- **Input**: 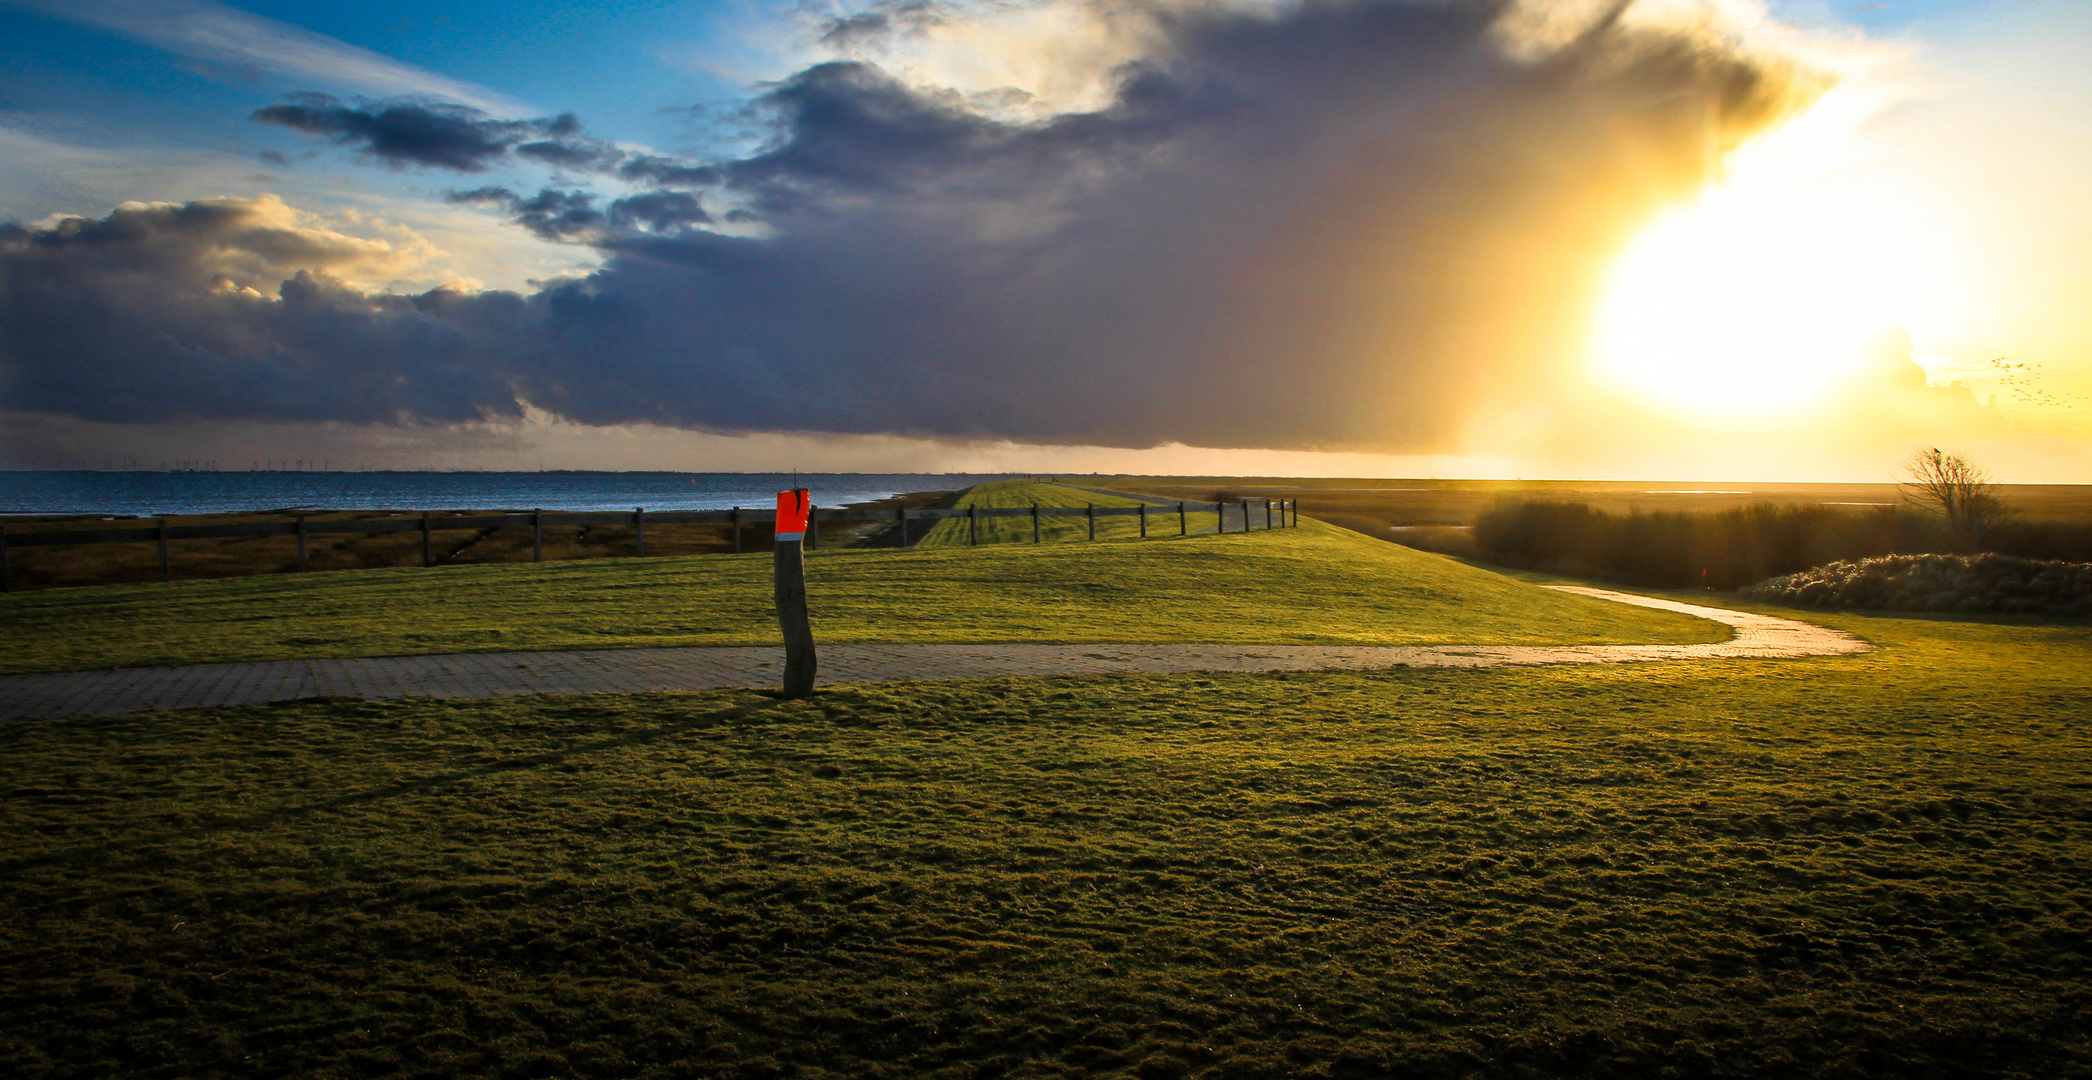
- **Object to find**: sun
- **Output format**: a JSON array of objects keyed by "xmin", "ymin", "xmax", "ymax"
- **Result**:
[{"xmin": 1590, "ymin": 86, "xmax": 1948, "ymax": 417}]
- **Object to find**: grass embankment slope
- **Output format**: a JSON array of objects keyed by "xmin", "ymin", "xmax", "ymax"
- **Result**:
[
  {"xmin": 0, "ymin": 516, "xmax": 1720, "ymax": 674},
  {"xmin": 915, "ymin": 480, "xmax": 1219, "ymax": 546},
  {"xmin": 3, "ymin": 602, "xmax": 2085, "ymax": 1077}
]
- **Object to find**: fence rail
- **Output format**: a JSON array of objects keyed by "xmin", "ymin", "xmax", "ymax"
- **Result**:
[{"xmin": 0, "ymin": 499, "xmax": 1298, "ymax": 589}]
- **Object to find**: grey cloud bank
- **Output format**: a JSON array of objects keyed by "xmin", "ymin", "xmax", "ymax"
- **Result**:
[{"xmin": 2, "ymin": 0, "xmax": 1817, "ymax": 452}]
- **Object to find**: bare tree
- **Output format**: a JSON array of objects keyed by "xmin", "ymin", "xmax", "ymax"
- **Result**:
[{"xmin": 1903, "ymin": 447, "xmax": 2005, "ymax": 541}]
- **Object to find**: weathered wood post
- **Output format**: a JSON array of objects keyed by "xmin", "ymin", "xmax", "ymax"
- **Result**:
[
  {"xmin": 157, "ymin": 518, "xmax": 170, "ymax": 582},
  {"xmin": 295, "ymin": 515, "xmax": 308, "ymax": 572},
  {"xmin": 732, "ymin": 507, "xmax": 743, "ymax": 554},
  {"xmin": 774, "ymin": 489, "xmax": 817, "ymax": 699},
  {"xmin": 1242, "ymin": 499, "xmax": 1252, "ymax": 532},
  {"xmin": 1215, "ymin": 501, "xmax": 1225, "ymax": 534},
  {"xmin": 1087, "ymin": 503, "xmax": 1096, "ymax": 540},
  {"xmin": 969, "ymin": 505, "xmax": 978, "ymax": 546},
  {"xmin": 1179, "ymin": 501, "xmax": 1187, "ymax": 536},
  {"xmin": 635, "ymin": 507, "xmax": 645, "ymax": 557},
  {"xmin": 1032, "ymin": 504, "xmax": 1041, "ymax": 543},
  {"xmin": 420, "ymin": 511, "xmax": 432, "ymax": 567},
  {"xmin": 807, "ymin": 504, "xmax": 819, "ymax": 551},
  {"xmin": 1265, "ymin": 500, "xmax": 1273, "ymax": 530},
  {"xmin": 1139, "ymin": 504, "xmax": 1147, "ymax": 538},
  {"xmin": 532, "ymin": 508, "xmax": 544, "ymax": 562}
]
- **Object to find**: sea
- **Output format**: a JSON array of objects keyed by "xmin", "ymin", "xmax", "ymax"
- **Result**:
[{"xmin": 0, "ymin": 472, "xmax": 1020, "ymax": 517}]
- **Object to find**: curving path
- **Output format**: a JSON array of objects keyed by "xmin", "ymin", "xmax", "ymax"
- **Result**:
[{"xmin": 0, "ymin": 587, "xmax": 1869, "ymax": 722}]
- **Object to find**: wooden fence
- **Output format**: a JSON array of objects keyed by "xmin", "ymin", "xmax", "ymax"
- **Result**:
[{"xmin": 0, "ymin": 499, "xmax": 1299, "ymax": 590}]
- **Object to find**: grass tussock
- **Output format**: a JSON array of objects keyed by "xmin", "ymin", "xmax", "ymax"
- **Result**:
[
  {"xmin": 1, "ymin": 606, "xmax": 2086, "ymax": 1077},
  {"xmin": 0, "ymin": 519, "xmax": 1722, "ymax": 675},
  {"xmin": 1744, "ymin": 553, "xmax": 2092, "ymax": 615}
]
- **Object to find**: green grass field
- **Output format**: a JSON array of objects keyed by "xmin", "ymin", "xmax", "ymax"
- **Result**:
[
  {"xmin": 0, "ymin": 518, "xmax": 1722, "ymax": 675},
  {"xmin": 916, "ymin": 481, "xmax": 1216, "ymax": 546},
  {"xmin": 3, "ymin": 600, "xmax": 2086, "ymax": 1077}
]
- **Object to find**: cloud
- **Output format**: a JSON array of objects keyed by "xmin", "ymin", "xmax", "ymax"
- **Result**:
[
  {"xmin": 0, "ymin": 195, "xmax": 515, "ymax": 424},
  {"xmin": 5, "ymin": 0, "xmax": 526, "ymax": 115},
  {"xmin": 7, "ymin": 0, "xmax": 1831, "ymax": 452},
  {"xmin": 252, "ymin": 94, "xmax": 723, "ymax": 189},
  {"xmin": 252, "ymin": 94, "xmax": 584, "ymax": 172}
]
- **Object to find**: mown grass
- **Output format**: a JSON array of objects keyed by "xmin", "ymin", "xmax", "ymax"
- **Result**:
[
  {"xmin": 916, "ymin": 481, "xmax": 1218, "ymax": 547},
  {"xmin": 0, "ymin": 520, "xmax": 1721, "ymax": 675},
  {"xmin": 2, "ymin": 604, "xmax": 2086, "ymax": 1078}
]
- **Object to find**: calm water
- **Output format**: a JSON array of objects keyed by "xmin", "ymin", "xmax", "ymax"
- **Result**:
[{"xmin": 0, "ymin": 472, "xmax": 1016, "ymax": 517}]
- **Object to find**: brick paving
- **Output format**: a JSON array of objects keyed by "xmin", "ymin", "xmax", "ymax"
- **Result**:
[{"xmin": 0, "ymin": 588, "xmax": 1868, "ymax": 722}]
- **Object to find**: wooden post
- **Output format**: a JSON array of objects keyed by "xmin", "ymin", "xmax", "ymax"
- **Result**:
[
  {"xmin": 157, "ymin": 519, "xmax": 170, "ymax": 582},
  {"xmin": 1179, "ymin": 501, "xmax": 1187, "ymax": 536},
  {"xmin": 898, "ymin": 506, "xmax": 908, "ymax": 547},
  {"xmin": 1292, "ymin": 500, "xmax": 1300, "ymax": 527},
  {"xmin": 1087, "ymin": 503, "xmax": 1095, "ymax": 540},
  {"xmin": 421, "ymin": 511, "xmax": 433, "ymax": 567},
  {"xmin": 0, "ymin": 525, "xmax": 9, "ymax": 592},
  {"xmin": 1242, "ymin": 499, "xmax": 1252, "ymax": 532},
  {"xmin": 774, "ymin": 489, "xmax": 817, "ymax": 699},
  {"xmin": 295, "ymin": 515, "xmax": 307, "ymax": 572},
  {"xmin": 1265, "ymin": 500, "xmax": 1273, "ymax": 530},
  {"xmin": 969, "ymin": 505, "xmax": 978, "ymax": 546},
  {"xmin": 634, "ymin": 507, "xmax": 645, "ymax": 557},
  {"xmin": 807, "ymin": 505, "xmax": 818, "ymax": 551},
  {"xmin": 732, "ymin": 507, "xmax": 743, "ymax": 554},
  {"xmin": 1215, "ymin": 501, "xmax": 1225, "ymax": 534},
  {"xmin": 1032, "ymin": 504, "xmax": 1040, "ymax": 543},
  {"xmin": 532, "ymin": 508, "xmax": 543, "ymax": 562},
  {"xmin": 1139, "ymin": 504, "xmax": 1147, "ymax": 537}
]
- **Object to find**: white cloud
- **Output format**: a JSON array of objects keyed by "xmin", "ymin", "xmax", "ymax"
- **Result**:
[{"xmin": 4, "ymin": 0, "xmax": 528, "ymax": 114}]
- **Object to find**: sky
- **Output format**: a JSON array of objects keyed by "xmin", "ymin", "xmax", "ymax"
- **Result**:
[{"xmin": 0, "ymin": 0, "xmax": 2087, "ymax": 482}]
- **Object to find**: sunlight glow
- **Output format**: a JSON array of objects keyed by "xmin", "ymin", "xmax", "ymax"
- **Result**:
[{"xmin": 1592, "ymin": 84, "xmax": 1953, "ymax": 416}]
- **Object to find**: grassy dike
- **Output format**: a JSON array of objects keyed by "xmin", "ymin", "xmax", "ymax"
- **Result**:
[
  {"xmin": 0, "ymin": 517, "xmax": 1721, "ymax": 675},
  {"xmin": 1, "ymin": 601, "xmax": 2086, "ymax": 1077},
  {"xmin": 916, "ymin": 480, "xmax": 1216, "ymax": 546}
]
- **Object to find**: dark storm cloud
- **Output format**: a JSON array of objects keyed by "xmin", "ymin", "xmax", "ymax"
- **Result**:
[
  {"xmin": 0, "ymin": 197, "xmax": 526, "ymax": 425},
  {"xmin": 10, "ymin": 0, "xmax": 1824, "ymax": 449}
]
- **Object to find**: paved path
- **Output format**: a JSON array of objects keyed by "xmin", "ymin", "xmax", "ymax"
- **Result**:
[{"xmin": 0, "ymin": 588, "xmax": 1868, "ymax": 722}]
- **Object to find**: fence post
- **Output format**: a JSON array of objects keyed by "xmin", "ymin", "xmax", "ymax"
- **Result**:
[
  {"xmin": 1179, "ymin": 501, "xmax": 1187, "ymax": 536},
  {"xmin": 732, "ymin": 507, "xmax": 743, "ymax": 554},
  {"xmin": 1215, "ymin": 501, "xmax": 1225, "ymax": 534},
  {"xmin": 1139, "ymin": 504, "xmax": 1147, "ymax": 537},
  {"xmin": 1243, "ymin": 499, "xmax": 1252, "ymax": 532},
  {"xmin": 1087, "ymin": 503, "xmax": 1096, "ymax": 540},
  {"xmin": 295, "ymin": 515, "xmax": 307, "ymax": 572},
  {"xmin": 532, "ymin": 508, "xmax": 543, "ymax": 562},
  {"xmin": 635, "ymin": 507, "xmax": 645, "ymax": 557},
  {"xmin": 1265, "ymin": 500, "xmax": 1273, "ymax": 530},
  {"xmin": 1292, "ymin": 499, "xmax": 1300, "ymax": 527},
  {"xmin": 774, "ymin": 489, "xmax": 817, "ymax": 699},
  {"xmin": 157, "ymin": 519, "xmax": 170, "ymax": 582},
  {"xmin": 421, "ymin": 511, "xmax": 432, "ymax": 567},
  {"xmin": 807, "ymin": 505, "xmax": 818, "ymax": 551},
  {"xmin": 969, "ymin": 505, "xmax": 978, "ymax": 546},
  {"xmin": 0, "ymin": 525, "xmax": 9, "ymax": 592},
  {"xmin": 1032, "ymin": 503, "xmax": 1040, "ymax": 543}
]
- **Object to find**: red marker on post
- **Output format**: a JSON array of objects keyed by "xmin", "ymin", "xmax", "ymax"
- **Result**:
[{"xmin": 774, "ymin": 489, "xmax": 817, "ymax": 698}]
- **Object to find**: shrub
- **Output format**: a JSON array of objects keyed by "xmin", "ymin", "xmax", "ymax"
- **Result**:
[
  {"xmin": 1743, "ymin": 553, "xmax": 2092, "ymax": 616},
  {"xmin": 1473, "ymin": 497, "xmax": 2092, "ymax": 591}
]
